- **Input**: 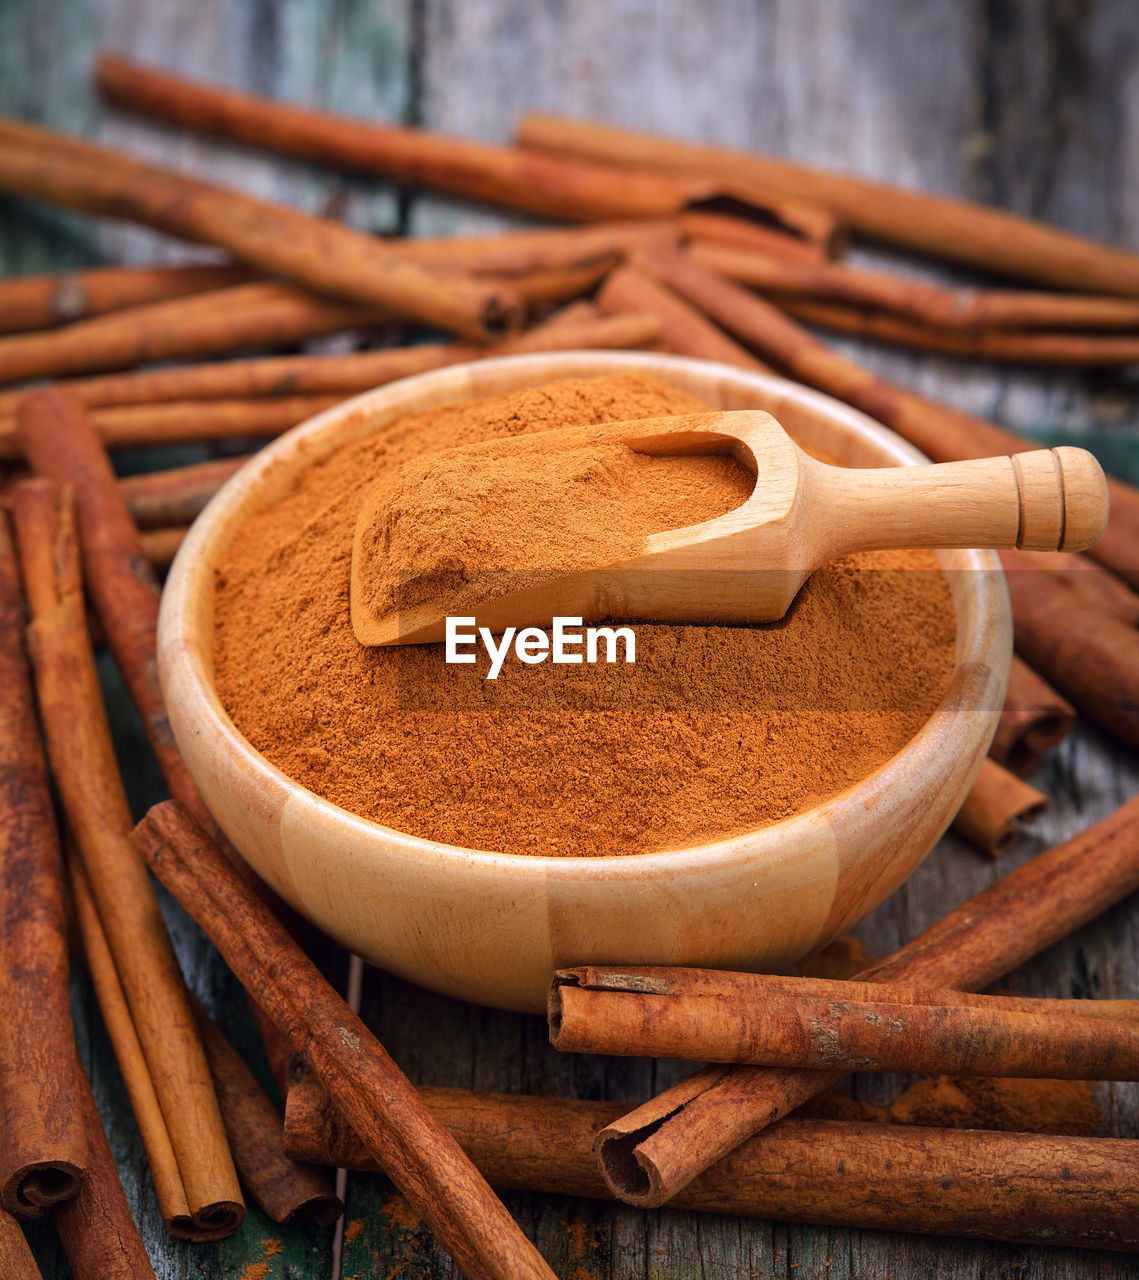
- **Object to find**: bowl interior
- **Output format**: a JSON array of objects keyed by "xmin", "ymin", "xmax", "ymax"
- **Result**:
[{"xmin": 165, "ymin": 350, "xmax": 1009, "ymax": 867}]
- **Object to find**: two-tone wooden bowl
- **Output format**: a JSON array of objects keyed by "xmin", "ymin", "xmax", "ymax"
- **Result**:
[{"xmin": 158, "ymin": 352, "xmax": 1011, "ymax": 1013}]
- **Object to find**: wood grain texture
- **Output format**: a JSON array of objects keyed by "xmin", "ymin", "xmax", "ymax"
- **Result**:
[{"xmin": 1, "ymin": 1, "xmax": 1136, "ymax": 1277}]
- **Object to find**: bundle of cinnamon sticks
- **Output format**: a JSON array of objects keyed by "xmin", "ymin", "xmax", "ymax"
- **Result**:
[{"xmin": 1, "ymin": 51, "xmax": 1138, "ymax": 1275}]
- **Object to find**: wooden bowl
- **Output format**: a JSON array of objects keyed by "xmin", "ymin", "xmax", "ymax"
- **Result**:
[{"xmin": 159, "ymin": 352, "xmax": 1011, "ymax": 1013}]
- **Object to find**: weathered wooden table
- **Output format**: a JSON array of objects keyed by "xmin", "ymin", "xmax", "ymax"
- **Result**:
[{"xmin": 3, "ymin": 2, "xmax": 1137, "ymax": 1277}]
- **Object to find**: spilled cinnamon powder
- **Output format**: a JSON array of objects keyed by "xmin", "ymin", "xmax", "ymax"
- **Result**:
[
  {"xmin": 888, "ymin": 1075, "xmax": 1101, "ymax": 1136},
  {"xmin": 213, "ymin": 373, "xmax": 956, "ymax": 856}
]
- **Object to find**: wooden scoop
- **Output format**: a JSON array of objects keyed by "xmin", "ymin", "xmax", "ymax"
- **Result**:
[{"xmin": 351, "ymin": 410, "xmax": 1108, "ymax": 646}]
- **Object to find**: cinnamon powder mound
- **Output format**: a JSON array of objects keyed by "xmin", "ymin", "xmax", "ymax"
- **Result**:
[
  {"xmin": 353, "ymin": 432, "xmax": 751, "ymax": 620},
  {"xmin": 212, "ymin": 373, "xmax": 957, "ymax": 857},
  {"xmin": 888, "ymin": 1075, "xmax": 1101, "ymax": 1136}
]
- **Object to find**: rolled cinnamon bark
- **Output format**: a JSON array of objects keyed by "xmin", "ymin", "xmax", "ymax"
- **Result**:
[
  {"xmin": 9, "ymin": 479, "xmax": 243, "ymax": 1235},
  {"xmin": 281, "ymin": 1079, "xmax": 1139, "ymax": 1252},
  {"xmin": 0, "ymin": 342, "xmax": 458, "ymax": 419},
  {"xmin": 138, "ymin": 526, "xmax": 188, "ymax": 571},
  {"xmin": 0, "ymin": 315, "xmax": 661, "ymax": 454},
  {"xmin": 2, "ymin": 394, "xmax": 341, "ymax": 460},
  {"xmin": 1015, "ymin": 549, "xmax": 1139, "ymax": 627},
  {"xmin": 133, "ymin": 800, "xmax": 556, "ymax": 1280},
  {"xmin": 493, "ymin": 311, "xmax": 660, "ymax": 355},
  {"xmin": 518, "ymin": 113, "xmax": 1139, "ymax": 296},
  {"xmin": 95, "ymin": 55, "xmax": 838, "ymax": 249},
  {"xmin": 492, "ymin": 256, "xmax": 617, "ymax": 304},
  {"xmin": 26, "ymin": 392, "xmax": 322, "ymax": 1122},
  {"xmin": 597, "ymin": 265, "xmax": 768, "ymax": 370},
  {"xmin": 548, "ymin": 968, "xmax": 1137, "ymax": 1077},
  {"xmin": 67, "ymin": 855, "xmax": 236, "ymax": 1241},
  {"xmin": 0, "ymin": 1208, "xmax": 41, "ymax": 1280},
  {"xmin": 18, "ymin": 390, "xmax": 299, "ymax": 1082},
  {"xmin": 693, "ymin": 239, "xmax": 1139, "ymax": 332},
  {"xmin": 691, "ymin": 240, "xmax": 954, "ymax": 326},
  {"xmin": 0, "ymin": 261, "xmax": 255, "ymax": 333},
  {"xmin": 679, "ymin": 212, "xmax": 830, "ymax": 263},
  {"xmin": 386, "ymin": 220, "xmax": 679, "ymax": 273},
  {"xmin": 190, "ymin": 1000, "xmax": 342, "ymax": 1227},
  {"xmin": 779, "ymin": 296, "xmax": 1139, "ymax": 367},
  {"xmin": 0, "ymin": 516, "xmax": 87, "ymax": 1219},
  {"xmin": 951, "ymin": 757, "xmax": 1047, "ymax": 857},
  {"xmin": 589, "ymin": 791, "xmax": 1139, "ymax": 1207},
  {"xmin": 0, "ymin": 120, "xmax": 521, "ymax": 341},
  {"xmin": 991, "ymin": 656, "xmax": 1075, "ymax": 776},
  {"xmin": 53, "ymin": 1064, "xmax": 157, "ymax": 1280},
  {"xmin": 119, "ymin": 457, "xmax": 251, "ymax": 529},
  {"xmin": 0, "ymin": 280, "xmax": 393, "ymax": 388},
  {"xmin": 20, "ymin": 392, "xmax": 205, "ymax": 815},
  {"xmin": 633, "ymin": 247, "xmax": 1139, "ymax": 587},
  {"xmin": 1000, "ymin": 549, "xmax": 1139, "ymax": 749}
]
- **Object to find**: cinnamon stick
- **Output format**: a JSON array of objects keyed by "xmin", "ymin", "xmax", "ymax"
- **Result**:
[
  {"xmin": 281, "ymin": 1079, "xmax": 1139, "ymax": 1252},
  {"xmin": 138, "ymin": 525, "xmax": 188, "ymax": 571},
  {"xmin": 96, "ymin": 55, "xmax": 839, "ymax": 250},
  {"xmin": 951, "ymin": 757, "xmax": 1047, "ymax": 857},
  {"xmin": 991, "ymin": 655, "xmax": 1076, "ymax": 776},
  {"xmin": 0, "ymin": 1209, "xmax": 41, "ymax": 1280},
  {"xmin": 17, "ymin": 388, "xmax": 342, "ymax": 1118},
  {"xmin": 0, "ymin": 309, "xmax": 655, "ymax": 435},
  {"xmin": 53, "ymin": 1065, "xmax": 157, "ymax": 1280},
  {"xmin": 589, "ymin": 791, "xmax": 1139, "ymax": 1206},
  {"xmin": 133, "ymin": 800, "xmax": 556, "ymax": 1280},
  {"xmin": 0, "ymin": 515, "xmax": 87, "ymax": 1218},
  {"xmin": 119, "ymin": 456, "xmax": 251, "ymax": 528},
  {"xmin": 692, "ymin": 237, "xmax": 1139, "ymax": 332},
  {"xmin": 33, "ymin": 316, "xmax": 664, "ymax": 463},
  {"xmin": 779, "ymin": 296, "xmax": 1139, "ymax": 367},
  {"xmin": 0, "ymin": 342, "xmax": 457, "ymax": 419},
  {"xmin": 597, "ymin": 264, "xmax": 769, "ymax": 370},
  {"xmin": 391, "ymin": 220, "xmax": 679, "ymax": 273},
  {"xmin": 679, "ymin": 212, "xmax": 830, "ymax": 263},
  {"xmin": 549, "ymin": 968, "xmax": 1137, "ymax": 1078},
  {"xmin": 19, "ymin": 391, "xmax": 207, "ymax": 815},
  {"xmin": 0, "ymin": 120, "xmax": 520, "ymax": 340},
  {"xmin": 3, "ymin": 393, "xmax": 343, "ymax": 460},
  {"xmin": 518, "ymin": 113, "xmax": 1139, "ymax": 296},
  {"xmin": 191, "ymin": 999, "xmax": 342, "ymax": 1227},
  {"xmin": 9, "ymin": 478, "xmax": 244, "ymax": 1233},
  {"xmin": 1015, "ymin": 549, "xmax": 1139, "ymax": 627},
  {"xmin": 0, "ymin": 261, "xmax": 255, "ymax": 333},
  {"xmin": 501, "ymin": 256, "xmax": 618, "ymax": 304},
  {"xmin": 0, "ymin": 280, "xmax": 394, "ymax": 388},
  {"xmin": 633, "ymin": 247, "xmax": 1139, "ymax": 587},
  {"xmin": 1000, "ymin": 548, "xmax": 1139, "ymax": 749},
  {"xmin": 67, "ymin": 854, "xmax": 236, "ymax": 1241},
  {"xmin": 493, "ymin": 310, "xmax": 661, "ymax": 356}
]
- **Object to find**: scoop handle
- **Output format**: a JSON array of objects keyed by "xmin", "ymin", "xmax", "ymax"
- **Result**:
[{"xmin": 813, "ymin": 447, "xmax": 1109, "ymax": 558}]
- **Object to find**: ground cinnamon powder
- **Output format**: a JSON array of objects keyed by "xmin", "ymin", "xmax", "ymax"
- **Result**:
[
  {"xmin": 213, "ymin": 373, "xmax": 956, "ymax": 856},
  {"xmin": 887, "ymin": 1076, "xmax": 1101, "ymax": 1136},
  {"xmin": 353, "ymin": 427, "xmax": 752, "ymax": 622}
]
